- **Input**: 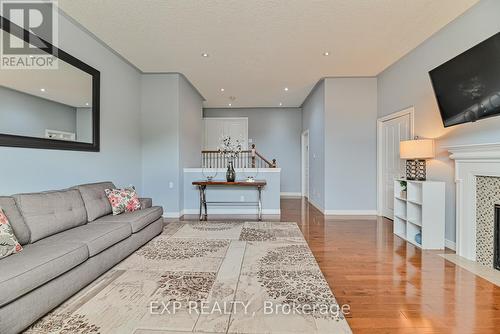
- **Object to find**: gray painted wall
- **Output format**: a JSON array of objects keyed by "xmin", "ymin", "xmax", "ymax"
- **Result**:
[
  {"xmin": 377, "ymin": 0, "xmax": 500, "ymax": 242},
  {"xmin": 141, "ymin": 73, "xmax": 204, "ymax": 216},
  {"xmin": 324, "ymin": 78, "xmax": 377, "ymax": 212},
  {"xmin": 179, "ymin": 76, "xmax": 203, "ymax": 169},
  {"xmin": 0, "ymin": 86, "xmax": 76, "ymax": 138},
  {"xmin": 141, "ymin": 74, "xmax": 180, "ymax": 214},
  {"xmin": 76, "ymin": 107, "xmax": 92, "ymax": 143},
  {"xmin": 0, "ymin": 11, "xmax": 142, "ymax": 195},
  {"xmin": 179, "ymin": 75, "xmax": 204, "ymax": 212},
  {"xmin": 203, "ymin": 107, "xmax": 302, "ymax": 193},
  {"xmin": 302, "ymin": 81, "xmax": 326, "ymax": 209}
]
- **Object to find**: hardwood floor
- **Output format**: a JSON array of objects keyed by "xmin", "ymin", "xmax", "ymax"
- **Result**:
[{"xmin": 182, "ymin": 197, "xmax": 500, "ymax": 333}]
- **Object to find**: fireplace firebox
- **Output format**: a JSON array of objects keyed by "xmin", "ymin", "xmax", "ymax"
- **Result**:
[{"xmin": 495, "ymin": 205, "xmax": 500, "ymax": 270}]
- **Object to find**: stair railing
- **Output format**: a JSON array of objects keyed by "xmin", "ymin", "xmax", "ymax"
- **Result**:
[{"xmin": 201, "ymin": 144, "xmax": 277, "ymax": 168}]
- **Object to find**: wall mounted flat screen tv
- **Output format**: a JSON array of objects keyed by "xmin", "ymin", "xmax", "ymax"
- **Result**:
[{"xmin": 429, "ymin": 32, "xmax": 500, "ymax": 127}]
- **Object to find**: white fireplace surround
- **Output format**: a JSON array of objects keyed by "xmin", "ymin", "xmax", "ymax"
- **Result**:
[{"xmin": 448, "ymin": 143, "xmax": 500, "ymax": 261}]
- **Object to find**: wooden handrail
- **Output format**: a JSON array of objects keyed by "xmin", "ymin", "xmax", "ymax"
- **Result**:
[
  {"xmin": 201, "ymin": 144, "xmax": 277, "ymax": 168},
  {"xmin": 255, "ymin": 151, "xmax": 275, "ymax": 168}
]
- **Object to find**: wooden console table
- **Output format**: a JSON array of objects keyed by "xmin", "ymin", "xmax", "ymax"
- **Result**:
[{"xmin": 192, "ymin": 180, "xmax": 267, "ymax": 221}]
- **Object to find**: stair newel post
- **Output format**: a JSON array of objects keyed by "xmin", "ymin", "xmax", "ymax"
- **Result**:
[{"xmin": 251, "ymin": 144, "xmax": 256, "ymax": 168}]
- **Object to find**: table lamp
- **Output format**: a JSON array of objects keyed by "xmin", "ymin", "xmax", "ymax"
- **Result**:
[{"xmin": 400, "ymin": 138, "xmax": 435, "ymax": 181}]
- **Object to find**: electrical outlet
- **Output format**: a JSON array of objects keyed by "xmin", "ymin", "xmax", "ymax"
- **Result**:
[
  {"xmin": 240, "ymin": 195, "xmax": 245, "ymax": 202},
  {"xmin": 169, "ymin": 182, "xmax": 174, "ymax": 189}
]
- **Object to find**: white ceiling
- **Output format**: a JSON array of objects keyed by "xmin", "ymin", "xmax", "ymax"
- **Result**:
[{"xmin": 58, "ymin": 0, "xmax": 479, "ymax": 108}]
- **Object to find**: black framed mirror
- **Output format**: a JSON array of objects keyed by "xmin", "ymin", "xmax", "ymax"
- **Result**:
[{"xmin": 0, "ymin": 16, "xmax": 100, "ymax": 152}]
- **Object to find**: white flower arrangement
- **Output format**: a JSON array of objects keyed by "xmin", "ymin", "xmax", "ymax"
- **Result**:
[{"xmin": 217, "ymin": 136, "xmax": 243, "ymax": 161}]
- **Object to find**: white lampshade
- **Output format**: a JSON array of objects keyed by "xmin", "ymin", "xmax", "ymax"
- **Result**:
[{"xmin": 400, "ymin": 139, "xmax": 435, "ymax": 160}]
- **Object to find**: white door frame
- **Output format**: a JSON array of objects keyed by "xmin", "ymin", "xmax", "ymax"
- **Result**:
[
  {"xmin": 301, "ymin": 129, "xmax": 310, "ymax": 198},
  {"xmin": 376, "ymin": 107, "xmax": 415, "ymax": 216}
]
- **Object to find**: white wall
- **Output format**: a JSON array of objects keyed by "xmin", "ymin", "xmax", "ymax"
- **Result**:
[
  {"xmin": 324, "ymin": 78, "xmax": 377, "ymax": 213},
  {"xmin": 0, "ymin": 11, "xmax": 142, "ymax": 195},
  {"xmin": 302, "ymin": 81, "xmax": 326, "ymax": 210},
  {"xmin": 203, "ymin": 107, "xmax": 302, "ymax": 194},
  {"xmin": 377, "ymin": 0, "xmax": 500, "ymax": 242}
]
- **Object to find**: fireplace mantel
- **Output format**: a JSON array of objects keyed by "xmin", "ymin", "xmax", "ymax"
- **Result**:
[
  {"xmin": 448, "ymin": 143, "xmax": 500, "ymax": 160},
  {"xmin": 448, "ymin": 142, "xmax": 500, "ymax": 261}
]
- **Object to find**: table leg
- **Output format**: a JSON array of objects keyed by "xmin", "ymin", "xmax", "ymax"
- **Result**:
[
  {"xmin": 202, "ymin": 185, "xmax": 208, "ymax": 221},
  {"xmin": 198, "ymin": 186, "xmax": 204, "ymax": 221},
  {"xmin": 257, "ymin": 186, "xmax": 263, "ymax": 221}
]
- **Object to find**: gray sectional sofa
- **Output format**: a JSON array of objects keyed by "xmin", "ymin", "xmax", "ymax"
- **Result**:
[{"xmin": 0, "ymin": 182, "xmax": 164, "ymax": 334}]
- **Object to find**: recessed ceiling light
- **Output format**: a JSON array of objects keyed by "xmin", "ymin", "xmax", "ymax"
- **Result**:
[
  {"xmin": 85, "ymin": 102, "xmax": 90, "ymax": 106},
  {"xmin": 40, "ymin": 88, "xmax": 46, "ymax": 92},
  {"xmin": 323, "ymin": 51, "xmax": 330, "ymax": 56},
  {"xmin": 284, "ymin": 87, "xmax": 289, "ymax": 91},
  {"xmin": 220, "ymin": 88, "xmax": 225, "ymax": 92},
  {"xmin": 228, "ymin": 103, "xmax": 232, "ymax": 107},
  {"xmin": 279, "ymin": 102, "xmax": 283, "ymax": 106},
  {"xmin": 201, "ymin": 52, "xmax": 209, "ymax": 57}
]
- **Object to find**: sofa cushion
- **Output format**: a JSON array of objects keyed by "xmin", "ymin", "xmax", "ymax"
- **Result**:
[
  {"xmin": 0, "ymin": 240, "xmax": 88, "ymax": 307},
  {"xmin": 0, "ymin": 196, "xmax": 30, "ymax": 245},
  {"xmin": 0, "ymin": 209, "xmax": 23, "ymax": 259},
  {"xmin": 14, "ymin": 189, "xmax": 88, "ymax": 243},
  {"xmin": 139, "ymin": 197, "xmax": 153, "ymax": 210},
  {"xmin": 74, "ymin": 182, "xmax": 116, "ymax": 222},
  {"xmin": 105, "ymin": 187, "xmax": 141, "ymax": 215},
  {"xmin": 94, "ymin": 206, "xmax": 163, "ymax": 233},
  {"xmin": 40, "ymin": 222, "xmax": 132, "ymax": 257}
]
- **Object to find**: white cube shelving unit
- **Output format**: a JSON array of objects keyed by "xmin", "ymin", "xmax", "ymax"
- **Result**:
[{"xmin": 393, "ymin": 179, "xmax": 445, "ymax": 249}]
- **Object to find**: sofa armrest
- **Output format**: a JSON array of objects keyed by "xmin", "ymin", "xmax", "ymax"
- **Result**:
[{"xmin": 139, "ymin": 198, "xmax": 153, "ymax": 209}]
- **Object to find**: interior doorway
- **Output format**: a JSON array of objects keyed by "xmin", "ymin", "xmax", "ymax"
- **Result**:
[
  {"xmin": 377, "ymin": 108, "xmax": 414, "ymax": 219},
  {"xmin": 301, "ymin": 130, "xmax": 309, "ymax": 198}
]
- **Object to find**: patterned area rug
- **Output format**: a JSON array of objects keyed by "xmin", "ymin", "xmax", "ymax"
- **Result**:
[{"xmin": 25, "ymin": 222, "xmax": 352, "ymax": 334}]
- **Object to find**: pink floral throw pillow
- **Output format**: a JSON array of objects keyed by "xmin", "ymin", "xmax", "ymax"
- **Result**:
[
  {"xmin": 105, "ymin": 187, "xmax": 141, "ymax": 215},
  {"xmin": 0, "ymin": 208, "xmax": 23, "ymax": 259}
]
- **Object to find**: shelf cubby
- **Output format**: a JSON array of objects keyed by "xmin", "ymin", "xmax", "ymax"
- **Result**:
[
  {"xmin": 394, "ymin": 197, "xmax": 407, "ymax": 220},
  {"xmin": 406, "ymin": 221, "xmax": 422, "ymax": 247},
  {"xmin": 407, "ymin": 182, "xmax": 423, "ymax": 204},
  {"xmin": 394, "ymin": 216, "xmax": 407, "ymax": 239},
  {"xmin": 407, "ymin": 202, "xmax": 422, "ymax": 226}
]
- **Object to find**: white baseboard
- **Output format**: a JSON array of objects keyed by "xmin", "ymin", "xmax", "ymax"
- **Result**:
[
  {"xmin": 280, "ymin": 192, "xmax": 302, "ymax": 198},
  {"xmin": 324, "ymin": 210, "xmax": 378, "ymax": 216},
  {"xmin": 181, "ymin": 209, "xmax": 281, "ymax": 215},
  {"xmin": 306, "ymin": 198, "xmax": 376, "ymax": 217},
  {"xmin": 307, "ymin": 198, "xmax": 325, "ymax": 214},
  {"xmin": 169, "ymin": 205, "xmax": 376, "ymax": 218},
  {"xmin": 163, "ymin": 212, "xmax": 182, "ymax": 219},
  {"xmin": 165, "ymin": 208, "xmax": 281, "ymax": 218},
  {"xmin": 445, "ymin": 239, "xmax": 456, "ymax": 251}
]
